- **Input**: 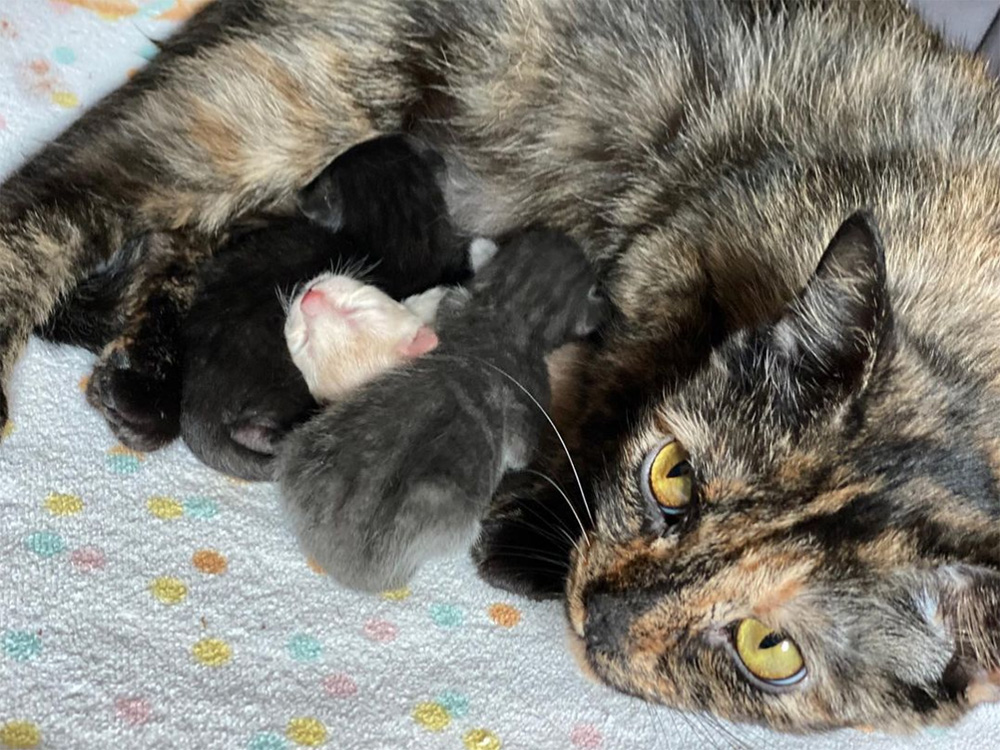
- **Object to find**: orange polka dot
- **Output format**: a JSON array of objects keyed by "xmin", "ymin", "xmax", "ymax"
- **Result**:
[
  {"xmin": 77, "ymin": 375, "xmax": 90, "ymax": 393},
  {"xmin": 192, "ymin": 550, "xmax": 227, "ymax": 574},
  {"xmin": 488, "ymin": 603, "xmax": 521, "ymax": 628},
  {"xmin": 306, "ymin": 557, "xmax": 326, "ymax": 575}
]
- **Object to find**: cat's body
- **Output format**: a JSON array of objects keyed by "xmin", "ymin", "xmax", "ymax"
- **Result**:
[
  {"xmin": 2, "ymin": 0, "xmax": 999, "ymax": 733},
  {"xmin": 280, "ymin": 229, "xmax": 604, "ymax": 591}
]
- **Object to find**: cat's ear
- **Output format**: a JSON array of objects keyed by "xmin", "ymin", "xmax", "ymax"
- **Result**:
[
  {"xmin": 913, "ymin": 565, "xmax": 1000, "ymax": 705},
  {"xmin": 771, "ymin": 211, "xmax": 891, "ymax": 399},
  {"xmin": 398, "ymin": 325, "xmax": 439, "ymax": 358},
  {"xmin": 297, "ymin": 172, "xmax": 345, "ymax": 232}
]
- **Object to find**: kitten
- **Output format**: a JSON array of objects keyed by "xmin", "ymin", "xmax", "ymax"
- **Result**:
[
  {"xmin": 285, "ymin": 238, "xmax": 497, "ymax": 403},
  {"xmin": 181, "ymin": 134, "xmax": 478, "ymax": 479},
  {"xmin": 279, "ymin": 229, "xmax": 606, "ymax": 591}
]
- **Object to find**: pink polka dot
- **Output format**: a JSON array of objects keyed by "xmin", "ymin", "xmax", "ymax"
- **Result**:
[
  {"xmin": 570, "ymin": 724, "xmax": 602, "ymax": 749},
  {"xmin": 362, "ymin": 618, "xmax": 398, "ymax": 643},
  {"xmin": 115, "ymin": 697, "xmax": 151, "ymax": 726},
  {"xmin": 71, "ymin": 546, "xmax": 106, "ymax": 572},
  {"xmin": 322, "ymin": 673, "xmax": 358, "ymax": 697},
  {"xmin": 0, "ymin": 114, "xmax": 6, "ymax": 130}
]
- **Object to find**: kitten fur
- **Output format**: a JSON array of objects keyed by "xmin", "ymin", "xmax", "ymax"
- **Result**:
[
  {"xmin": 279, "ymin": 229, "xmax": 605, "ymax": 592},
  {"xmin": 2, "ymin": 0, "xmax": 1000, "ymax": 733}
]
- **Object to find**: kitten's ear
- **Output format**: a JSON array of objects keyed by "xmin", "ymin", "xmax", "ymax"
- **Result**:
[
  {"xmin": 771, "ymin": 211, "xmax": 890, "ymax": 398},
  {"xmin": 230, "ymin": 420, "xmax": 282, "ymax": 455},
  {"xmin": 916, "ymin": 565, "xmax": 1000, "ymax": 705},
  {"xmin": 399, "ymin": 326, "xmax": 439, "ymax": 358},
  {"xmin": 297, "ymin": 172, "xmax": 345, "ymax": 232}
]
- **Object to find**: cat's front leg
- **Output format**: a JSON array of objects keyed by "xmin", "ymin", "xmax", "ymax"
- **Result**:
[{"xmin": 0, "ymin": 0, "xmax": 418, "ymax": 436}]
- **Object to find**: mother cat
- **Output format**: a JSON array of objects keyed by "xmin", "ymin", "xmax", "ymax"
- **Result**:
[{"xmin": 1, "ymin": 0, "xmax": 999, "ymax": 733}]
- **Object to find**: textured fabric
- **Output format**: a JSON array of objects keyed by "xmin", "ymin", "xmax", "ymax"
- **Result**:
[{"xmin": 1, "ymin": 3, "xmax": 999, "ymax": 749}]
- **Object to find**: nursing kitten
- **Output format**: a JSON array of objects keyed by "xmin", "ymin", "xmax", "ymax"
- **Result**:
[
  {"xmin": 286, "ymin": 239, "xmax": 496, "ymax": 403},
  {"xmin": 280, "ymin": 229, "xmax": 605, "ymax": 591},
  {"xmin": 4, "ymin": 0, "xmax": 1000, "ymax": 734}
]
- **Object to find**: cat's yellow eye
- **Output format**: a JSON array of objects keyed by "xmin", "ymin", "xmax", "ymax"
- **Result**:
[
  {"xmin": 734, "ymin": 618, "xmax": 807, "ymax": 687},
  {"xmin": 644, "ymin": 440, "xmax": 692, "ymax": 515}
]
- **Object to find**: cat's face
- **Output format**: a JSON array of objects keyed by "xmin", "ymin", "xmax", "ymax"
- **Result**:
[{"xmin": 562, "ymin": 215, "xmax": 1000, "ymax": 730}]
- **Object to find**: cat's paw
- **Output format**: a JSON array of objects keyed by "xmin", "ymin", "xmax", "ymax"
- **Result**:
[
  {"xmin": 472, "ymin": 473, "xmax": 582, "ymax": 600},
  {"xmin": 86, "ymin": 346, "xmax": 181, "ymax": 451},
  {"xmin": 0, "ymin": 387, "xmax": 8, "ymax": 442}
]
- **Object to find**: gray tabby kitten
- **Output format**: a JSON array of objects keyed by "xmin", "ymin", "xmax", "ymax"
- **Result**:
[{"xmin": 279, "ymin": 229, "xmax": 606, "ymax": 591}]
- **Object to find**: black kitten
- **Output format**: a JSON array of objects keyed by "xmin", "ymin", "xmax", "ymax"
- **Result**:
[
  {"xmin": 43, "ymin": 135, "xmax": 472, "ymax": 479},
  {"xmin": 279, "ymin": 229, "xmax": 607, "ymax": 591}
]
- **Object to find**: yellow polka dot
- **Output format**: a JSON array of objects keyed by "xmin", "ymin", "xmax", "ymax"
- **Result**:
[
  {"xmin": 286, "ymin": 717, "xmax": 327, "ymax": 746},
  {"xmin": 412, "ymin": 702, "xmax": 450, "ymax": 732},
  {"xmin": 0, "ymin": 721, "xmax": 41, "ymax": 749},
  {"xmin": 51, "ymin": 91, "xmax": 79, "ymax": 109},
  {"xmin": 225, "ymin": 475, "xmax": 249, "ymax": 486},
  {"xmin": 380, "ymin": 587, "xmax": 411, "ymax": 601},
  {"xmin": 488, "ymin": 603, "xmax": 521, "ymax": 628},
  {"xmin": 147, "ymin": 497, "xmax": 182, "ymax": 519},
  {"xmin": 44, "ymin": 492, "xmax": 84, "ymax": 516},
  {"xmin": 149, "ymin": 577, "xmax": 187, "ymax": 604},
  {"xmin": 463, "ymin": 728, "xmax": 501, "ymax": 750},
  {"xmin": 1, "ymin": 421, "xmax": 14, "ymax": 441},
  {"xmin": 192, "ymin": 638, "xmax": 231, "ymax": 666}
]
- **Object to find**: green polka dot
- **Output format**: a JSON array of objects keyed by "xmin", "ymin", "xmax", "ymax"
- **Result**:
[
  {"xmin": 248, "ymin": 732, "xmax": 288, "ymax": 750},
  {"xmin": 437, "ymin": 690, "xmax": 469, "ymax": 717},
  {"xmin": 25, "ymin": 531, "xmax": 65, "ymax": 558},
  {"xmin": 286, "ymin": 634, "xmax": 322, "ymax": 662},
  {"xmin": 3, "ymin": 631, "xmax": 41, "ymax": 661},
  {"xmin": 107, "ymin": 454, "xmax": 141, "ymax": 474},
  {"xmin": 52, "ymin": 47, "xmax": 76, "ymax": 65},
  {"xmin": 137, "ymin": 42, "xmax": 159, "ymax": 61},
  {"xmin": 184, "ymin": 497, "xmax": 219, "ymax": 519},
  {"xmin": 429, "ymin": 603, "xmax": 464, "ymax": 629}
]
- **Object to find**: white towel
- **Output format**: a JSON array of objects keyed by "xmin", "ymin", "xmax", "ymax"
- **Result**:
[{"xmin": 1, "ymin": 3, "xmax": 998, "ymax": 749}]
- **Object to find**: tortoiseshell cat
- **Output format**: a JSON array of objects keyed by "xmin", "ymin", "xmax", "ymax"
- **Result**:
[{"xmin": 1, "ymin": 0, "xmax": 998, "ymax": 733}]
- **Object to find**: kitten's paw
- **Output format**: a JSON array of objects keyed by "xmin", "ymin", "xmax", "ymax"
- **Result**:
[{"xmin": 87, "ymin": 346, "xmax": 181, "ymax": 451}]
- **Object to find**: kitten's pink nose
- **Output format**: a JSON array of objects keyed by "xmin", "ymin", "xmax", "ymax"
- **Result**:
[{"xmin": 300, "ymin": 288, "xmax": 327, "ymax": 317}]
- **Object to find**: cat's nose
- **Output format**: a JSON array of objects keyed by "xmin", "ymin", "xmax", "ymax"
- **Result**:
[{"xmin": 584, "ymin": 591, "xmax": 631, "ymax": 653}]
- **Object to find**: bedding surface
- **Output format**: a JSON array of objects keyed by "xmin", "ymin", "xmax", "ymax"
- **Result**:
[{"xmin": 1, "ymin": 2, "xmax": 998, "ymax": 749}]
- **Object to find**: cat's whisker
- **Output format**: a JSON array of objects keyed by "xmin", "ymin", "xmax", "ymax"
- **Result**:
[
  {"xmin": 522, "ymin": 468, "xmax": 589, "ymax": 553},
  {"xmin": 467, "ymin": 356, "xmax": 596, "ymax": 533}
]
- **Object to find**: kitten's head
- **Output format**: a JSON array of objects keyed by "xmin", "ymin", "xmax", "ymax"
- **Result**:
[
  {"xmin": 562, "ymin": 214, "xmax": 1000, "ymax": 730},
  {"xmin": 472, "ymin": 229, "xmax": 607, "ymax": 350},
  {"xmin": 285, "ymin": 273, "xmax": 438, "ymax": 402}
]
